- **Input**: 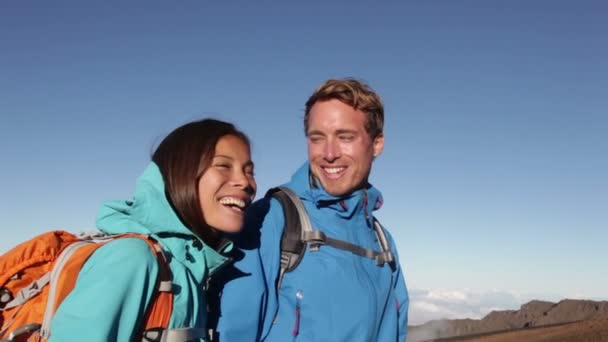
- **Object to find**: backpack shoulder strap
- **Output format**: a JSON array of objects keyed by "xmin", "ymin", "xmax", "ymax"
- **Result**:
[
  {"xmin": 372, "ymin": 218, "xmax": 397, "ymax": 272},
  {"xmin": 267, "ymin": 186, "xmax": 312, "ymax": 290},
  {"xmin": 135, "ymin": 235, "xmax": 209, "ymax": 342},
  {"xmin": 37, "ymin": 233, "xmax": 175, "ymax": 341},
  {"xmin": 129, "ymin": 235, "xmax": 174, "ymax": 341},
  {"xmin": 269, "ymin": 187, "xmax": 398, "ymax": 292},
  {"xmin": 102, "ymin": 235, "xmax": 207, "ymax": 342}
]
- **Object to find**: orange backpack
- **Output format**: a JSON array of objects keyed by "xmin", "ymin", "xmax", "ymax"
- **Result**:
[{"xmin": 0, "ymin": 230, "xmax": 173, "ymax": 342}]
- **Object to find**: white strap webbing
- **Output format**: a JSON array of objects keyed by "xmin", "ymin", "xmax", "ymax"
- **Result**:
[
  {"xmin": 158, "ymin": 280, "xmax": 173, "ymax": 292},
  {"xmin": 143, "ymin": 327, "xmax": 206, "ymax": 342},
  {"xmin": 1, "ymin": 273, "xmax": 51, "ymax": 310},
  {"xmin": 39, "ymin": 240, "xmax": 93, "ymax": 338}
]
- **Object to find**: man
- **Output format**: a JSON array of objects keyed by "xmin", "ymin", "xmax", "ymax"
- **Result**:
[{"xmin": 214, "ymin": 79, "xmax": 409, "ymax": 341}]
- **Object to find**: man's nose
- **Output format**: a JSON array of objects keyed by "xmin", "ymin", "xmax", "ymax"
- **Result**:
[{"xmin": 324, "ymin": 139, "xmax": 340, "ymax": 161}]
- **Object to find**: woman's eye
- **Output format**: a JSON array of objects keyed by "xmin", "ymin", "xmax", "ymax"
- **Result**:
[{"xmin": 214, "ymin": 164, "xmax": 230, "ymax": 169}]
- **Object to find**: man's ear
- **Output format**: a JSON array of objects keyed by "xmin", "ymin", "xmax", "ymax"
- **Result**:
[{"xmin": 372, "ymin": 133, "xmax": 384, "ymax": 158}]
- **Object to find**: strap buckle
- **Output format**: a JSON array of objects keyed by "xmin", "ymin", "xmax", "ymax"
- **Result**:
[
  {"xmin": 4, "ymin": 323, "xmax": 42, "ymax": 341},
  {"xmin": 302, "ymin": 230, "xmax": 326, "ymax": 251},
  {"xmin": 375, "ymin": 251, "xmax": 396, "ymax": 271}
]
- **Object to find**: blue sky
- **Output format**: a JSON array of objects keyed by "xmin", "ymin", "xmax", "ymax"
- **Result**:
[{"xmin": 1, "ymin": 1, "xmax": 606, "ymax": 324}]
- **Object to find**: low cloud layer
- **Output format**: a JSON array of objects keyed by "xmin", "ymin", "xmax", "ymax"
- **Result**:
[{"xmin": 408, "ymin": 288, "xmax": 562, "ymax": 325}]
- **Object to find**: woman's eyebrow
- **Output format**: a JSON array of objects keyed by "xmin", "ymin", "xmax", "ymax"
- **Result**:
[
  {"xmin": 214, "ymin": 155, "xmax": 254, "ymax": 167},
  {"xmin": 213, "ymin": 155, "xmax": 234, "ymax": 160}
]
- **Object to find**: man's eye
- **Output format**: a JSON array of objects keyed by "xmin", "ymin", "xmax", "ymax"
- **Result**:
[
  {"xmin": 339, "ymin": 135, "xmax": 355, "ymax": 141},
  {"xmin": 309, "ymin": 136, "xmax": 323, "ymax": 143}
]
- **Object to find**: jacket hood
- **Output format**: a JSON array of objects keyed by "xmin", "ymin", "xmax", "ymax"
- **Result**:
[
  {"xmin": 96, "ymin": 163, "xmax": 232, "ymax": 273},
  {"xmin": 97, "ymin": 163, "xmax": 190, "ymax": 237},
  {"xmin": 285, "ymin": 162, "xmax": 383, "ymax": 225}
]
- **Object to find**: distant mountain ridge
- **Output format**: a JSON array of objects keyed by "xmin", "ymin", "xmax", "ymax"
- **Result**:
[{"xmin": 408, "ymin": 299, "xmax": 608, "ymax": 342}]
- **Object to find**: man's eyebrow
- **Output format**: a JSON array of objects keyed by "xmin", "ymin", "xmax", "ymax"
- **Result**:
[
  {"xmin": 335, "ymin": 129, "xmax": 357, "ymax": 135},
  {"xmin": 307, "ymin": 129, "xmax": 325, "ymax": 136},
  {"xmin": 308, "ymin": 129, "xmax": 358, "ymax": 135}
]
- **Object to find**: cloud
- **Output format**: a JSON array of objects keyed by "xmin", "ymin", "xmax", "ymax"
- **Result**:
[
  {"xmin": 407, "ymin": 287, "xmax": 602, "ymax": 341},
  {"xmin": 408, "ymin": 288, "xmax": 527, "ymax": 325}
]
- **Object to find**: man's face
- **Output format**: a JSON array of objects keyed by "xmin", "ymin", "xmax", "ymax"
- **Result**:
[{"xmin": 306, "ymin": 99, "xmax": 384, "ymax": 196}]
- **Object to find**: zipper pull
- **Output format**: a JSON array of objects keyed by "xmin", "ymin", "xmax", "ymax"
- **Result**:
[{"xmin": 292, "ymin": 290, "xmax": 303, "ymax": 336}]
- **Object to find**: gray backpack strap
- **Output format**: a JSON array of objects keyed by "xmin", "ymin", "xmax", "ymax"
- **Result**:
[
  {"xmin": 40, "ymin": 241, "xmax": 94, "ymax": 338},
  {"xmin": 1, "ymin": 273, "xmax": 51, "ymax": 310},
  {"xmin": 267, "ymin": 186, "xmax": 312, "ymax": 290},
  {"xmin": 301, "ymin": 223, "xmax": 395, "ymax": 271},
  {"xmin": 372, "ymin": 219, "xmax": 397, "ymax": 272}
]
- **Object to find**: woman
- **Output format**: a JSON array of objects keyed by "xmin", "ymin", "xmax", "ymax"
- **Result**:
[{"xmin": 48, "ymin": 118, "xmax": 256, "ymax": 341}]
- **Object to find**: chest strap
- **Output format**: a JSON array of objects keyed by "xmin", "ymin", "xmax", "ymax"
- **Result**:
[{"xmin": 302, "ymin": 226, "xmax": 394, "ymax": 267}]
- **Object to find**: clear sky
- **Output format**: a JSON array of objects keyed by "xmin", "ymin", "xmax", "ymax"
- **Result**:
[{"xmin": 1, "ymin": 1, "xmax": 606, "ymax": 325}]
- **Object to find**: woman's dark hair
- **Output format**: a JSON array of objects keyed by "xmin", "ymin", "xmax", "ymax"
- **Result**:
[{"xmin": 152, "ymin": 118, "xmax": 250, "ymax": 248}]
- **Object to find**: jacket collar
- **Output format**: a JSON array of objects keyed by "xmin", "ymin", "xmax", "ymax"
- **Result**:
[
  {"xmin": 96, "ymin": 162, "xmax": 233, "ymax": 277},
  {"xmin": 285, "ymin": 162, "xmax": 384, "ymax": 225}
]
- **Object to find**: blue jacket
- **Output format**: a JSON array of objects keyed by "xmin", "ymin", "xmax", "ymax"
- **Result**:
[
  {"xmin": 216, "ymin": 163, "xmax": 408, "ymax": 342},
  {"xmin": 49, "ymin": 163, "xmax": 232, "ymax": 342}
]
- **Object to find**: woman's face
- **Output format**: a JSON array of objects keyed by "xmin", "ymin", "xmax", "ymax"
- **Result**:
[{"xmin": 198, "ymin": 135, "xmax": 256, "ymax": 233}]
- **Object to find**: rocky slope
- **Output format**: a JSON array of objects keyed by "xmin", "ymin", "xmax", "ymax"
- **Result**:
[{"xmin": 408, "ymin": 299, "xmax": 608, "ymax": 342}]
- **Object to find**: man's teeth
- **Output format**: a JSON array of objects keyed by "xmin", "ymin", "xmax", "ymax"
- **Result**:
[
  {"xmin": 324, "ymin": 167, "xmax": 345, "ymax": 174},
  {"xmin": 219, "ymin": 197, "xmax": 246, "ymax": 209}
]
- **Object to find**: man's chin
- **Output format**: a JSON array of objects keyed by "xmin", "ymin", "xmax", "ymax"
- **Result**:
[
  {"xmin": 319, "ymin": 180, "xmax": 350, "ymax": 197},
  {"xmin": 312, "ymin": 170, "xmax": 355, "ymax": 196}
]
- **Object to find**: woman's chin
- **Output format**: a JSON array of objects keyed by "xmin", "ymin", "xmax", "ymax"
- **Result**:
[{"xmin": 212, "ymin": 221, "xmax": 244, "ymax": 234}]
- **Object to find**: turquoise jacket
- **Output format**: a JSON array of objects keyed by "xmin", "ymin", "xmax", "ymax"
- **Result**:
[
  {"xmin": 215, "ymin": 162, "xmax": 409, "ymax": 341},
  {"xmin": 49, "ymin": 163, "xmax": 232, "ymax": 342}
]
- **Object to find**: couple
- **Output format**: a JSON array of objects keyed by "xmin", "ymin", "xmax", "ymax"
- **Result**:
[{"xmin": 49, "ymin": 78, "xmax": 409, "ymax": 341}]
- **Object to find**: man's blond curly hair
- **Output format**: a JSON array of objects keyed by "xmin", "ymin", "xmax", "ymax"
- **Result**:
[{"xmin": 304, "ymin": 78, "xmax": 384, "ymax": 138}]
